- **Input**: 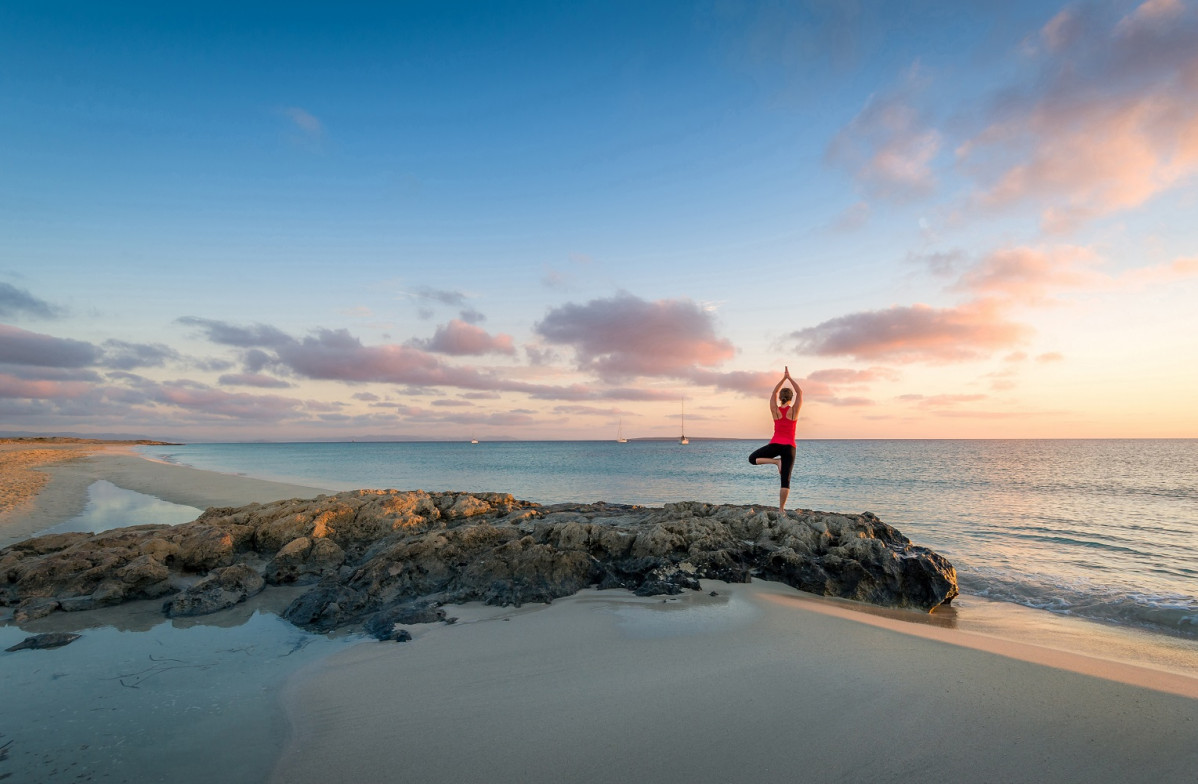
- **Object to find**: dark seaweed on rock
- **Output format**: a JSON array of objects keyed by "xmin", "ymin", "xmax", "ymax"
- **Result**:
[{"xmin": 0, "ymin": 490, "xmax": 958, "ymax": 633}]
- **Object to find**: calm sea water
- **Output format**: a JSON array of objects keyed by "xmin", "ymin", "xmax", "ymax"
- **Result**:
[{"xmin": 137, "ymin": 439, "xmax": 1198, "ymax": 640}]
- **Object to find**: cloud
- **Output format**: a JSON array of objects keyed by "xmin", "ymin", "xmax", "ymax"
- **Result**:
[
  {"xmin": 797, "ymin": 238, "xmax": 1193, "ymax": 369},
  {"xmin": 283, "ymin": 107, "xmax": 323, "ymax": 138},
  {"xmin": 827, "ymin": 65, "xmax": 942, "ymax": 199},
  {"xmin": 0, "ymin": 284, "xmax": 62, "ymax": 319},
  {"xmin": 552, "ymin": 405, "xmax": 629, "ymax": 417},
  {"xmin": 823, "ymin": 396, "xmax": 876, "ymax": 407},
  {"xmin": 912, "ymin": 394, "xmax": 989, "ymax": 408},
  {"xmin": 1035, "ymin": 351, "xmax": 1064, "ymax": 363},
  {"xmin": 218, "ymin": 373, "xmax": 294, "ymax": 388},
  {"xmin": 806, "ymin": 367, "xmax": 901, "ymax": 384},
  {"xmin": 0, "ymin": 373, "xmax": 91, "ymax": 399},
  {"xmin": 953, "ymin": 245, "xmax": 1103, "ymax": 302},
  {"xmin": 787, "ymin": 301, "xmax": 1031, "ymax": 363},
  {"xmin": 0, "ymin": 324, "xmax": 99, "ymax": 367},
  {"xmin": 100, "ymin": 339, "xmax": 180, "ymax": 370},
  {"xmin": 826, "ymin": 200, "xmax": 872, "ymax": 232},
  {"xmin": 684, "ymin": 369, "xmax": 776, "ymax": 396},
  {"xmin": 458, "ymin": 308, "xmax": 486, "ymax": 324},
  {"xmin": 184, "ymin": 317, "xmax": 675, "ymax": 402},
  {"xmin": 410, "ymin": 287, "xmax": 468, "ymax": 307},
  {"xmin": 961, "ymin": 0, "xmax": 1198, "ymax": 231},
  {"xmin": 906, "ymin": 249, "xmax": 967, "ymax": 279},
  {"xmin": 153, "ymin": 380, "xmax": 306, "ymax": 421},
  {"xmin": 409, "ymin": 319, "xmax": 516, "ymax": 356},
  {"xmin": 535, "ymin": 293, "xmax": 736, "ymax": 378},
  {"xmin": 178, "ymin": 317, "xmax": 294, "ymax": 349},
  {"xmin": 1116, "ymin": 0, "xmax": 1187, "ymax": 35},
  {"xmin": 1118, "ymin": 256, "xmax": 1198, "ymax": 287}
]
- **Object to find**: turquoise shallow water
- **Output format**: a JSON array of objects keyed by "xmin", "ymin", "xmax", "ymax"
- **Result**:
[{"xmin": 138, "ymin": 438, "xmax": 1198, "ymax": 639}]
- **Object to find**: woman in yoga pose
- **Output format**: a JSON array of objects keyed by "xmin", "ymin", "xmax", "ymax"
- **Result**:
[{"xmin": 748, "ymin": 367, "xmax": 802, "ymax": 513}]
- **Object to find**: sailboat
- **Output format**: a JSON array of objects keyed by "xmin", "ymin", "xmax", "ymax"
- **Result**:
[
  {"xmin": 616, "ymin": 420, "xmax": 628, "ymax": 443},
  {"xmin": 679, "ymin": 398, "xmax": 689, "ymax": 445}
]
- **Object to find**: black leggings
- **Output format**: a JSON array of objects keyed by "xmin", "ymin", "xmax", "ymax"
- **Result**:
[{"xmin": 749, "ymin": 443, "xmax": 796, "ymax": 489}]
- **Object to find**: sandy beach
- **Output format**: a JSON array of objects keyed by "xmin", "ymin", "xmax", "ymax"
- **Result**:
[
  {"xmin": 2, "ymin": 447, "xmax": 1196, "ymax": 783},
  {"xmin": 273, "ymin": 580, "xmax": 1198, "ymax": 784},
  {"xmin": 0, "ymin": 442, "xmax": 332, "ymax": 547}
]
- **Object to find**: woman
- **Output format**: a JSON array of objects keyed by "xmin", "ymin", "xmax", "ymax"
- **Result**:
[{"xmin": 748, "ymin": 367, "xmax": 802, "ymax": 513}]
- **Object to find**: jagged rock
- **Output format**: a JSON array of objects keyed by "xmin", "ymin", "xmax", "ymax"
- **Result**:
[
  {"xmin": 165, "ymin": 564, "xmax": 265, "ymax": 617},
  {"xmin": 265, "ymin": 535, "xmax": 346, "ymax": 585},
  {"xmin": 13, "ymin": 597, "xmax": 60, "ymax": 622},
  {"xmin": 363, "ymin": 600, "xmax": 449, "ymax": 641},
  {"xmin": 281, "ymin": 577, "xmax": 372, "ymax": 632},
  {"xmin": 0, "ymin": 490, "xmax": 958, "ymax": 632},
  {"xmin": 6, "ymin": 632, "xmax": 81, "ymax": 651}
]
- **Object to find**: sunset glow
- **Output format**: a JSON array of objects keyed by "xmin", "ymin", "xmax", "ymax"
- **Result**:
[{"xmin": 2, "ymin": 1, "xmax": 1196, "ymax": 441}]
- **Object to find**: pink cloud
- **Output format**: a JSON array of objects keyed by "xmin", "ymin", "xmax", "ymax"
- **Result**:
[
  {"xmin": 1116, "ymin": 0, "xmax": 1186, "ymax": 34},
  {"xmin": 961, "ymin": 0, "xmax": 1198, "ymax": 231},
  {"xmin": 1036, "ymin": 351, "xmax": 1064, "ymax": 363},
  {"xmin": 953, "ymin": 245, "xmax": 1103, "ymax": 301},
  {"xmin": 0, "ymin": 374, "xmax": 91, "ymax": 399},
  {"xmin": 913, "ymin": 394, "xmax": 989, "ymax": 408},
  {"xmin": 686, "ymin": 369, "xmax": 776, "ymax": 396},
  {"xmin": 552, "ymin": 405, "xmax": 629, "ymax": 416},
  {"xmin": 1117, "ymin": 256, "xmax": 1198, "ymax": 287},
  {"xmin": 154, "ymin": 381, "xmax": 306, "ymax": 421},
  {"xmin": 411, "ymin": 319, "xmax": 516, "ymax": 356},
  {"xmin": 806, "ymin": 367, "xmax": 900, "ymax": 384},
  {"xmin": 789, "ymin": 301, "xmax": 1031, "ymax": 363},
  {"xmin": 827, "ymin": 67, "xmax": 942, "ymax": 199},
  {"xmin": 535, "ymin": 293, "xmax": 735, "ymax": 378},
  {"xmin": 823, "ymin": 396, "xmax": 876, "ymax": 407}
]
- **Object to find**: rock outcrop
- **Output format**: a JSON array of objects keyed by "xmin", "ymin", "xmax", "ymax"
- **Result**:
[{"xmin": 0, "ymin": 490, "xmax": 958, "ymax": 633}]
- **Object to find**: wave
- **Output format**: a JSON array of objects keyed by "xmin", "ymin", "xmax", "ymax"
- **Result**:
[{"xmin": 958, "ymin": 572, "xmax": 1198, "ymax": 639}]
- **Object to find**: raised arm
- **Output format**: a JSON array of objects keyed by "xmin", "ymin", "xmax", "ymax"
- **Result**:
[
  {"xmin": 784, "ymin": 367, "xmax": 802, "ymax": 420},
  {"xmin": 769, "ymin": 373, "xmax": 786, "ymax": 420}
]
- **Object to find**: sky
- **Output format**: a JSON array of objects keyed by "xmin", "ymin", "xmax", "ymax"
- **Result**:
[{"xmin": 2, "ymin": 0, "xmax": 1197, "ymax": 442}]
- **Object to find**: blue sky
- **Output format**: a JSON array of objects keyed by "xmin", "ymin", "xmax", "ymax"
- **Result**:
[{"xmin": 3, "ymin": 1, "xmax": 1197, "ymax": 440}]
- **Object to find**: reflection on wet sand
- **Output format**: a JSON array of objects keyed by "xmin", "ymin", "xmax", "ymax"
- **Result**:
[{"xmin": 0, "ymin": 595, "xmax": 360, "ymax": 784}]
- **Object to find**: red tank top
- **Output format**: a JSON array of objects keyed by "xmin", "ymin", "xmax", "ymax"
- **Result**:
[{"xmin": 770, "ymin": 405, "xmax": 797, "ymax": 445}]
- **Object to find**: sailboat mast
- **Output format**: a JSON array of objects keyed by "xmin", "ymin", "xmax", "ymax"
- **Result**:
[{"xmin": 679, "ymin": 397, "xmax": 689, "ymax": 444}]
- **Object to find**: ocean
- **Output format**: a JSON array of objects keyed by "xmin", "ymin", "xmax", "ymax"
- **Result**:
[{"xmin": 136, "ymin": 438, "xmax": 1198, "ymax": 641}]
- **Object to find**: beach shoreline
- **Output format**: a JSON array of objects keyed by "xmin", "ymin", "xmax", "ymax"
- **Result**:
[
  {"xmin": 2, "ymin": 446, "xmax": 1195, "ymax": 783},
  {"xmin": 0, "ymin": 443, "xmax": 333, "ymax": 547}
]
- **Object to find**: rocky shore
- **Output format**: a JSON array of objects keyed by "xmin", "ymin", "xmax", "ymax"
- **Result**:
[{"xmin": 0, "ymin": 489, "xmax": 958, "ymax": 637}]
